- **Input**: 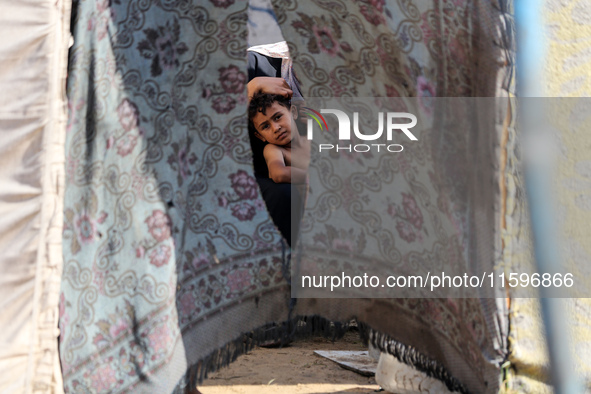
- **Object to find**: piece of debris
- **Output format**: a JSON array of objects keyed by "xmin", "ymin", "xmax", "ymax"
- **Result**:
[{"xmin": 314, "ymin": 350, "xmax": 377, "ymax": 377}]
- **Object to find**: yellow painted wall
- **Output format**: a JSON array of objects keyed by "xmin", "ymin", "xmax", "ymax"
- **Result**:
[{"xmin": 505, "ymin": 2, "xmax": 591, "ymax": 391}]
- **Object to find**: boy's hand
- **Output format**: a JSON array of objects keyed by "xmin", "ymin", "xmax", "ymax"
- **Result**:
[{"xmin": 248, "ymin": 77, "xmax": 293, "ymax": 101}]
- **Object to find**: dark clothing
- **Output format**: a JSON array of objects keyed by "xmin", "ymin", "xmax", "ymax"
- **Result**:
[
  {"xmin": 256, "ymin": 178, "xmax": 302, "ymax": 246},
  {"xmin": 247, "ymin": 51, "xmax": 282, "ymax": 81}
]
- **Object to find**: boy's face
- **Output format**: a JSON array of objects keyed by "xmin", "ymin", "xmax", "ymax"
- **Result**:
[{"xmin": 252, "ymin": 102, "xmax": 293, "ymax": 146}]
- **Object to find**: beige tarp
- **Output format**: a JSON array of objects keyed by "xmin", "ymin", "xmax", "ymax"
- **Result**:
[{"xmin": 0, "ymin": 0, "xmax": 70, "ymax": 392}]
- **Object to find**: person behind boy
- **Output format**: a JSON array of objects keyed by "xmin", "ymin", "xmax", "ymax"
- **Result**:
[{"xmin": 248, "ymin": 92, "xmax": 310, "ymax": 185}]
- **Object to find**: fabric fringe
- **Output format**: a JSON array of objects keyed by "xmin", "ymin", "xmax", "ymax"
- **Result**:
[
  {"xmin": 358, "ymin": 322, "xmax": 468, "ymax": 394},
  {"xmin": 175, "ymin": 316, "xmax": 469, "ymax": 393},
  {"xmin": 175, "ymin": 315, "xmax": 347, "ymax": 392}
]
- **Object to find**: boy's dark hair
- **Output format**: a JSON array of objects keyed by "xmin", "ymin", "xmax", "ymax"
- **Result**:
[{"xmin": 248, "ymin": 92, "xmax": 291, "ymax": 136}]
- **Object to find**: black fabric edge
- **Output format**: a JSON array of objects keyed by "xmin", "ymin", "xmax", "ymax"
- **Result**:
[
  {"xmin": 358, "ymin": 322, "xmax": 469, "ymax": 394},
  {"xmin": 173, "ymin": 315, "xmax": 345, "ymax": 392},
  {"xmin": 173, "ymin": 316, "xmax": 469, "ymax": 394}
]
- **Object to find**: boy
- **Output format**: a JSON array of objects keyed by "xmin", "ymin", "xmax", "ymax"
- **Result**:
[{"xmin": 248, "ymin": 91, "xmax": 310, "ymax": 184}]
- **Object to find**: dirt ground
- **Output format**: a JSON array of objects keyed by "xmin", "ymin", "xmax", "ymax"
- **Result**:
[{"xmin": 199, "ymin": 331, "xmax": 381, "ymax": 394}]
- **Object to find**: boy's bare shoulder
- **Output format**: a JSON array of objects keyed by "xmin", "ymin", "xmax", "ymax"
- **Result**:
[
  {"xmin": 263, "ymin": 143, "xmax": 286, "ymax": 156},
  {"xmin": 263, "ymin": 143, "xmax": 279, "ymax": 152}
]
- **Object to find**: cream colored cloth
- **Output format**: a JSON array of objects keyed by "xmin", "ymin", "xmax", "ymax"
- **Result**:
[{"xmin": 0, "ymin": 0, "xmax": 70, "ymax": 392}]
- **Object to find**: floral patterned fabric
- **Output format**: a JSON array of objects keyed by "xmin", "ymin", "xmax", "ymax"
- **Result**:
[{"xmin": 60, "ymin": 0, "xmax": 513, "ymax": 392}]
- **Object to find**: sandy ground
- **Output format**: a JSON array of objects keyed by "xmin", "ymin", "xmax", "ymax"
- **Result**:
[{"xmin": 199, "ymin": 331, "xmax": 381, "ymax": 394}]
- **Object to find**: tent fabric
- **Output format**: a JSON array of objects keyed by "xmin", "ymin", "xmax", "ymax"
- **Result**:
[
  {"xmin": 0, "ymin": 0, "xmax": 71, "ymax": 393},
  {"xmin": 59, "ymin": 0, "xmax": 513, "ymax": 393}
]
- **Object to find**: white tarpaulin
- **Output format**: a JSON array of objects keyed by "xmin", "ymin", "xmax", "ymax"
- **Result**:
[{"xmin": 0, "ymin": 0, "xmax": 70, "ymax": 392}]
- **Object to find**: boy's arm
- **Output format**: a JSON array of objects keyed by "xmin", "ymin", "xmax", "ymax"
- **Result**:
[
  {"xmin": 247, "ymin": 77, "xmax": 292, "ymax": 101},
  {"xmin": 263, "ymin": 145, "xmax": 308, "ymax": 184}
]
